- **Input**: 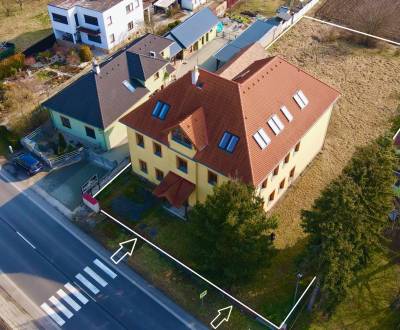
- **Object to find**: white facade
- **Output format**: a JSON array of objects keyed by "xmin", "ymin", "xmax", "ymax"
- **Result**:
[
  {"xmin": 180, "ymin": 0, "xmax": 206, "ymax": 11},
  {"xmin": 48, "ymin": 0, "xmax": 144, "ymax": 51}
]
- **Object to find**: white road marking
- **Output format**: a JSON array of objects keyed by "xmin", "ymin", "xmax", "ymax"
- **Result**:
[
  {"xmin": 84, "ymin": 266, "xmax": 108, "ymax": 287},
  {"xmin": 16, "ymin": 231, "xmax": 36, "ymax": 249},
  {"xmin": 49, "ymin": 296, "xmax": 73, "ymax": 319},
  {"xmin": 93, "ymin": 259, "xmax": 117, "ymax": 279},
  {"xmin": 75, "ymin": 274, "xmax": 99, "ymax": 295},
  {"xmin": 57, "ymin": 289, "xmax": 81, "ymax": 312},
  {"xmin": 64, "ymin": 283, "xmax": 89, "ymax": 304},
  {"xmin": 41, "ymin": 302, "xmax": 65, "ymax": 326}
]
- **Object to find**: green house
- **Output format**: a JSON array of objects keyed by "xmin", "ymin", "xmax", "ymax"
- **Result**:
[{"xmin": 43, "ymin": 34, "xmax": 175, "ymax": 151}]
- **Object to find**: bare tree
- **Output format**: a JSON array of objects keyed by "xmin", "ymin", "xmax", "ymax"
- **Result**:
[
  {"xmin": 15, "ymin": 0, "xmax": 23, "ymax": 11},
  {"xmin": 1, "ymin": 0, "xmax": 14, "ymax": 16}
]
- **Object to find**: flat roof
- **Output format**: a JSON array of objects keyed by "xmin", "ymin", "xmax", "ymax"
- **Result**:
[{"xmin": 49, "ymin": 0, "xmax": 122, "ymax": 12}]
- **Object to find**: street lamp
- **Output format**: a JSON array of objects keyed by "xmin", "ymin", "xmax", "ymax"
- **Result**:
[{"xmin": 293, "ymin": 272, "xmax": 303, "ymax": 305}]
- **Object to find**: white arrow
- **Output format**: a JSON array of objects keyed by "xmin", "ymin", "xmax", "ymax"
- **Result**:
[
  {"xmin": 110, "ymin": 238, "xmax": 137, "ymax": 264},
  {"xmin": 210, "ymin": 305, "xmax": 233, "ymax": 329}
]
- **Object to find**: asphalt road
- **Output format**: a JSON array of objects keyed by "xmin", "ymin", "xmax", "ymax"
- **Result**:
[{"xmin": 0, "ymin": 167, "xmax": 207, "ymax": 330}]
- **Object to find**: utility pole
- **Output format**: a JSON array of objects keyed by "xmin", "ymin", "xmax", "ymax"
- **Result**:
[{"xmin": 293, "ymin": 272, "xmax": 303, "ymax": 305}]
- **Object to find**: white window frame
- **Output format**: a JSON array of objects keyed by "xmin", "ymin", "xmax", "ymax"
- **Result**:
[
  {"xmin": 280, "ymin": 106, "xmax": 293, "ymax": 122},
  {"xmin": 253, "ymin": 128, "xmax": 271, "ymax": 150}
]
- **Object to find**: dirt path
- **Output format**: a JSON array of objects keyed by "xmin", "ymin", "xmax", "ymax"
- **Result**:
[{"xmin": 267, "ymin": 19, "xmax": 400, "ymax": 249}]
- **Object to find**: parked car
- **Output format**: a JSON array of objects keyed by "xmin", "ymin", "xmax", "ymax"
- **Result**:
[{"xmin": 13, "ymin": 153, "xmax": 43, "ymax": 176}]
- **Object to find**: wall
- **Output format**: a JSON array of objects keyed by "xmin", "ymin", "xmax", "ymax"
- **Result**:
[
  {"xmin": 181, "ymin": 0, "xmax": 206, "ymax": 11},
  {"xmin": 182, "ymin": 25, "xmax": 217, "ymax": 58},
  {"xmin": 49, "ymin": 110, "xmax": 107, "ymax": 149},
  {"xmin": 143, "ymin": 66, "xmax": 170, "ymax": 91},
  {"xmin": 126, "ymin": 127, "xmax": 229, "ymax": 206},
  {"xmin": 258, "ymin": 104, "xmax": 333, "ymax": 211}
]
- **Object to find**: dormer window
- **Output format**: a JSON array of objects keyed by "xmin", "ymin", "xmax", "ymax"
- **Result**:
[
  {"xmin": 152, "ymin": 100, "xmax": 170, "ymax": 120},
  {"xmin": 172, "ymin": 128, "xmax": 192, "ymax": 148}
]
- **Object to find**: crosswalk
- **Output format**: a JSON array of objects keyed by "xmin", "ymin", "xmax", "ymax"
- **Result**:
[{"xmin": 40, "ymin": 258, "xmax": 118, "ymax": 327}]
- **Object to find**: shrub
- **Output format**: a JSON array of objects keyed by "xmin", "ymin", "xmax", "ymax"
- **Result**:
[
  {"xmin": 57, "ymin": 133, "xmax": 67, "ymax": 155},
  {"xmin": 66, "ymin": 49, "xmax": 80, "ymax": 66},
  {"xmin": 24, "ymin": 56, "xmax": 36, "ymax": 66},
  {"xmin": 38, "ymin": 50, "xmax": 52, "ymax": 61},
  {"xmin": 79, "ymin": 45, "xmax": 93, "ymax": 62},
  {"xmin": 0, "ymin": 53, "xmax": 25, "ymax": 80}
]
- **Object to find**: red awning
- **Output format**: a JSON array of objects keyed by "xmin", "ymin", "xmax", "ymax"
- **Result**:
[
  {"xmin": 153, "ymin": 172, "xmax": 195, "ymax": 208},
  {"xmin": 78, "ymin": 26, "xmax": 101, "ymax": 36}
]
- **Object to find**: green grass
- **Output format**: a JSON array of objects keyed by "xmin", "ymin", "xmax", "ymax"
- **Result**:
[{"xmin": 228, "ymin": 0, "xmax": 287, "ymax": 18}]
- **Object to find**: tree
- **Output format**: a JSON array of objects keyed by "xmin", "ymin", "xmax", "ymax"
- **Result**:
[
  {"xmin": 187, "ymin": 180, "xmax": 277, "ymax": 287},
  {"xmin": 301, "ymin": 136, "xmax": 396, "ymax": 313}
]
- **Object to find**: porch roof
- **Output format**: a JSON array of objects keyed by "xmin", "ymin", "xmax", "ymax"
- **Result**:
[{"xmin": 153, "ymin": 172, "xmax": 195, "ymax": 208}]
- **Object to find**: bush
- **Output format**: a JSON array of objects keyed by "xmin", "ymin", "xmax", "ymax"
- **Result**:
[
  {"xmin": 38, "ymin": 50, "xmax": 52, "ymax": 61},
  {"xmin": 79, "ymin": 45, "xmax": 93, "ymax": 62},
  {"xmin": 66, "ymin": 49, "xmax": 80, "ymax": 66},
  {"xmin": 57, "ymin": 133, "xmax": 67, "ymax": 155},
  {"xmin": 0, "ymin": 53, "xmax": 25, "ymax": 80}
]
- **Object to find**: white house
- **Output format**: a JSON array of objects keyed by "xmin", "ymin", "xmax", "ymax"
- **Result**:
[
  {"xmin": 48, "ymin": 0, "xmax": 145, "ymax": 51},
  {"xmin": 180, "ymin": 0, "xmax": 206, "ymax": 11}
]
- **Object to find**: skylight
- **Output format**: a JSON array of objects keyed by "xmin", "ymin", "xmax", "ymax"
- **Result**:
[
  {"xmin": 268, "ymin": 114, "xmax": 284, "ymax": 135},
  {"xmin": 253, "ymin": 128, "xmax": 271, "ymax": 149},
  {"xmin": 122, "ymin": 80, "xmax": 135, "ymax": 93},
  {"xmin": 293, "ymin": 90, "xmax": 309, "ymax": 109},
  {"xmin": 219, "ymin": 132, "xmax": 239, "ymax": 153},
  {"xmin": 152, "ymin": 101, "xmax": 170, "ymax": 120},
  {"xmin": 280, "ymin": 106, "xmax": 293, "ymax": 122}
]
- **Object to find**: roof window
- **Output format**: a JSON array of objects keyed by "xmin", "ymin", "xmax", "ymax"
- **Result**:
[
  {"xmin": 253, "ymin": 128, "xmax": 271, "ymax": 149},
  {"xmin": 219, "ymin": 132, "xmax": 239, "ymax": 153},
  {"xmin": 268, "ymin": 114, "xmax": 284, "ymax": 135},
  {"xmin": 122, "ymin": 80, "xmax": 135, "ymax": 93},
  {"xmin": 152, "ymin": 101, "xmax": 170, "ymax": 120},
  {"xmin": 280, "ymin": 106, "xmax": 293, "ymax": 122},
  {"xmin": 293, "ymin": 90, "xmax": 309, "ymax": 109}
]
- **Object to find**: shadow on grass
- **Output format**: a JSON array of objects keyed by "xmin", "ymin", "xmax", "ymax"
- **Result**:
[{"xmin": 10, "ymin": 28, "xmax": 53, "ymax": 51}]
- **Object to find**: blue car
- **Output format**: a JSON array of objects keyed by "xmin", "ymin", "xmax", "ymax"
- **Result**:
[{"xmin": 13, "ymin": 153, "xmax": 43, "ymax": 176}]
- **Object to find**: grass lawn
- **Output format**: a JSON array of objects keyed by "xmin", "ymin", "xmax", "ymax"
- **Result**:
[
  {"xmin": 228, "ymin": 0, "xmax": 287, "ymax": 18},
  {"xmin": 0, "ymin": 0, "xmax": 52, "ymax": 51}
]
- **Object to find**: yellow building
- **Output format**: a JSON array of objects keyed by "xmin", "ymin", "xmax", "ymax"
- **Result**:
[
  {"xmin": 121, "ymin": 56, "xmax": 340, "ymax": 214},
  {"xmin": 44, "ymin": 34, "xmax": 176, "ymax": 150}
]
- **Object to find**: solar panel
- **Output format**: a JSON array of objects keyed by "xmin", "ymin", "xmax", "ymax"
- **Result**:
[
  {"xmin": 280, "ymin": 106, "xmax": 293, "ymax": 122},
  {"xmin": 272, "ymin": 114, "xmax": 284, "ymax": 130},
  {"xmin": 268, "ymin": 118, "xmax": 280, "ymax": 135},
  {"xmin": 219, "ymin": 132, "xmax": 232, "ymax": 149}
]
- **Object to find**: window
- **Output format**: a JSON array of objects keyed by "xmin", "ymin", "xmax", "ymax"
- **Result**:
[
  {"xmin": 284, "ymin": 153, "xmax": 290, "ymax": 164},
  {"xmin": 280, "ymin": 106, "xmax": 293, "ymax": 122},
  {"xmin": 152, "ymin": 100, "xmax": 170, "ymax": 120},
  {"xmin": 218, "ymin": 132, "xmax": 239, "ymax": 153},
  {"xmin": 172, "ymin": 128, "xmax": 192, "ymax": 148},
  {"xmin": 74, "ymin": 13, "xmax": 79, "ymax": 26},
  {"xmin": 253, "ymin": 128, "xmax": 271, "ymax": 150},
  {"xmin": 155, "ymin": 168, "xmax": 164, "ymax": 181},
  {"xmin": 293, "ymin": 90, "xmax": 309, "ymax": 109},
  {"xmin": 123, "ymin": 80, "xmax": 135, "ymax": 92},
  {"xmin": 273, "ymin": 166, "xmax": 279, "ymax": 176},
  {"xmin": 84, "ymin": 15, "xmax": 98, "ymax": 26},
  {"xmin": 126, "ymin": 3, "xmax": 134, "ymax": 14},
  {"xmin": 135, "ymin": 0, "xmax": 139, "ymax": 7},
  {"xmin": 60, "ymin": 116, "xmax": 71, "ymax": 129},
  {"xmin": 208, "ymin": 171, "xmax": 218, "ymax": 186},
  {"xmin": 128, "ymin": 21, "xmax": 134, "ymax": 31},
  {"xmin": 106, "ymin": 16, "xmax": 112, "ymax": 26},
  {"xmin": 139, "ymin": 159, "xmax": 147, "ymax": 173},
  {"xmin": 206, "ymin": 32, "xmax": 209, "ymax": 42},
  {"xmin": 154, "ymin": 71, "xmax": 160, "ymax": 80},
  {"xmin": 268, "ymin": 114, "xmax": 284, "ymax": 135},
  {"xmin": 279, "ymin": 179, "xmax": 285, "ymax": 190},
  {"xmin": 52, "ymin": 13, "xmax": 68, "ymax": 24},
  {"xmin": 136, "ymin": 133, "xmax": 144, "ymax": 147},
  {"xmin": 289, "ymin": 167, "xmax": 295, "ymax": 179},
  {"xmin": 109, "ymin": 33, "xmax": 115, "ymax": 43},
  {"xmin": 269, "ymin": 190, "xmax": 275, "ymax": 202},
  {"xmin": 295, "ymin": 141, "xmax": 300, "ymax": 153},
  {"xmin": 85, "ymin": 126, "xmax": 96, "ymax": 139},
  {"xmin": 177, "ymin": 157, "xmax": 188, "ymax": 173},
  {"xmin": 88, "ymin": 34, "xmax": 101, "ymax": 43},
  {"xmin": 153, "ymin": 142, "xmax": 162, "ymax": 157},
  {"xmin": 261, "ymin": 179, "xmax": 267, "ymax": 189},
  {"xmin": 160, "ymin": 51, "xmax": 164, "ymax": 57}
]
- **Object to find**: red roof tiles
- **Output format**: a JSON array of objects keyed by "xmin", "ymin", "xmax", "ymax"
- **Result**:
[{"xmin": 121, "ymin": 56, "xmax": 340, "ymax": 186}]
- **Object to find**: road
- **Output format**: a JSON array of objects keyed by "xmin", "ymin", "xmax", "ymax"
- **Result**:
[{"xmin": 0, "ymin": 167, "xmax": 207, "ymax": 330}]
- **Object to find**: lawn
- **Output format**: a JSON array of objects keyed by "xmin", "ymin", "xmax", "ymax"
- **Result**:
[
  {"xmin": 229, "ymin": 0, "xmax": 286, "ymax": 17},
  {"xmin": 0, "ymin": 0, "xmax": 52, "ymax": 51}
]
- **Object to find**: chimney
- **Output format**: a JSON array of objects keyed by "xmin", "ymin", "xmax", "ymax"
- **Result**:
[
  {"xmin": 92, "ymin": 58, "xmax": 100, "ymax": 75},
  {"xmin": 191, "ymin": 65, "xmax": 199, "ymax": 85},
  {"xmin": 149, "ymin": 51, "xmax": 156, "ymax": 58}
]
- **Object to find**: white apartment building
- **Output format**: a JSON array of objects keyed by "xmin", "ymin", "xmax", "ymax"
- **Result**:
[{"xmin": 48, "ymin": 0, "xmax": 144, "ymax": 51}]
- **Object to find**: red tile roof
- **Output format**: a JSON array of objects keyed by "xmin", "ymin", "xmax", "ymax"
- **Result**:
[
  {"xmin": 121, "ymin": 56, "xmax": 340, "ymax": 186},
  {"xmin": 153, "ymin": 172, "xmax": 195, "ymax": 208}
]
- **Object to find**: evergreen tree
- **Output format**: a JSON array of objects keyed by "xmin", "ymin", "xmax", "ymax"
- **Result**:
[{"xmin": 187, "ymin": 180, "xmax": 277, "ymax": 287}]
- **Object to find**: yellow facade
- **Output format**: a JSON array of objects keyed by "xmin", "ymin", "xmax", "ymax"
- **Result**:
[{"xmin": 126, "ymin": 105, "xmax": 333, "ymax": 210}]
